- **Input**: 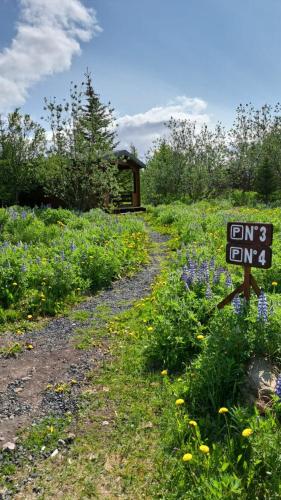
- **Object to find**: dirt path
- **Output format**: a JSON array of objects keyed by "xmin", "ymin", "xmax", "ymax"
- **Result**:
[{"xmin": 0, "ymin": 230, "xmax": 169, "ymax": 446}]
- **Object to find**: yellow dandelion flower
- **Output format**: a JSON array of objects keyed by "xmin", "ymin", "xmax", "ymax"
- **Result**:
[
  {"xmin": 199, "ymin": 445, "xmax": 210, "ymax": 454},
  {"xmin": 242, "ymin": 428, "xmax": 253, "ymax": 437},
  {"xmin": 182, "ymin": 453, "xmax": 193, "ymax": 462},
  {"xmin": 196, "ymin": 335, "xmax": 204, "ymax": 340},
  {"xmin": 27, "ymin": 314, "xmax": 33, "ymax": 320},
  {"xmin": 26, "ymin": 344, "xmax": 34, "ymax": 350},
  {"xmin": 218, "ymin": 407, "xmax": 229, "ymax": 414},
  {"xmin": 176, "ymin": 398, "xmax": 185, "ymax": 406},
  {"xmin": 189, "ymin": 420, "xmax": 197, "ymax": 427},
  {"xmin": 161, "ymin": 369, "xmax": 168, "ymax": 376},
  {"xmin": 12, "ymin": 282, "xmax": 17, "ymax": 286},
  {"xmin": 147, "ymin": 326, "xmax": 154, "ymax": 332},
  {"xmin": 272, "ymin": 281, "xmax": 278, "ymax": 286}
]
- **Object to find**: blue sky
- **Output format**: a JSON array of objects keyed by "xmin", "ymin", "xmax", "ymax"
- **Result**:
[{"xmin": 0, "ymin": 0, "xmax": 281, "ymax": 154}]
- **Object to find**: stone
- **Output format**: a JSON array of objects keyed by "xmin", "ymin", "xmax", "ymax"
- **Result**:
[
  {"xmin": 2, "ymin": 442, "xmax": 16, "ymax": 451},
  {"xmin": 246, "ymin": 357, "xmax": 277, "ymax": 399},
  {"xmin": 50, "ymin": 449, "xmax": 59, "ymax": 459},
  {"xmin": 64, "ymin": 432, "xmax": 76, "ymax": 443}
]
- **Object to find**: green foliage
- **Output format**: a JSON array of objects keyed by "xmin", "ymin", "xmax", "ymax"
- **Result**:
[
  {"xmin": 43, "ymin": 71, "xmax": 120, "ymax": 210},
  {"xmin": 141, "ymin": 202, "xmax": 281, "ymax": 497},
  {"xmin": 0, "ymin": 342, "xmax": 22, "ymax": 358},
  {"xmin": 228, "ymin": 190, "xmax": 260, "ymax": 207},
  {"xmin": 0, "ymin": 206, "xmax": 148, "ymax": 324},
  {"xmin": 143, "ymin": 103, "xmax": 281, "ymax": 205},
  {"xmin": 0, "ymin": 109, "xmax": 45, "ymax": 203}
]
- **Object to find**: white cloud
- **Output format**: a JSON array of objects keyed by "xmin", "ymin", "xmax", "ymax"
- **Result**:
[
  {"xmin": 116, "ymin": 96, "xmax": 211, "ymax": 156},
  {"xmin": 0, "ymin": 0, "xmax": 101, "ymax": 112}
]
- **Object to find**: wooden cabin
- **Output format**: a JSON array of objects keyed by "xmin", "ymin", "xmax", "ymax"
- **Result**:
[
  {"xmin": 112, "ymin": 150, "xmax": 146, "ymax": 213},
  {"xmin": 18, "ymin": 149, "xmax": 146, "ymax": 213}
]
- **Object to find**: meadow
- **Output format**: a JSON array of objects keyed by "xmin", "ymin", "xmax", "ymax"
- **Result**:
[
  {"xmin": 139, "ymin": 201, "xmax": 281, "ymax": 499},
  {"xmin": 1, "ymin": 200, "xmax": 281, "ymax": 499},
  {"xmin": 0, "ymin": 206, "xmax": 148, "ymax": 327}
]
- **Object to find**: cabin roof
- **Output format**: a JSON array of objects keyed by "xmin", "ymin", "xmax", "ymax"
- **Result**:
[{"xmin": 114, "ymin": 150, "xmax": 146, "ymax": 169}]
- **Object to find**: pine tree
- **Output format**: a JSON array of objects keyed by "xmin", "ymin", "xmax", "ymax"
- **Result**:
[
  {"xmin": 43, "ymin": 72, "xmax": 120, "ymax": 210},
  {"xmin": 81, "ymin": 70, "xmax": 117, "ymax": 151},
  {"xmin": 256, "ymin": 153, "xmax": 275, "ymax": 203}
]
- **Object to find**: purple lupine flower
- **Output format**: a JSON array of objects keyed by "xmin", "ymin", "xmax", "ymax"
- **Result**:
[
  {"xmin": 21, "ymin": 264, "xmax": 27, "ymax": 272},
  {"xmin": 61, "ymin": 251, "xmax": 65, "ymax": 261},
  {"xmin": 275, "ymin": 376, "xmax": 281, "ymax": 400},
  {"xmin": 196, "ymin": 264, "xmax": 206, "ymax": 284},
  {"xmin": 225, "ymin": 273, "xmax": 232, "ymax": 288},
  {"xmin": 24, "ymin": 243, "xmax": 28, "ymax": 251},
  {"xmin": 181, "ymin": 265, "xmax": 192, "ymax": 290},
  {"xmin": 70, "ymin": 242, "xmax": 76, "ymax": 251},
  {"xmin": 213, "ymin": 266, "xmax": 226, "ymax": 284},
  {"xmin": 188, "ymin": 259, "xmax": 197, "ymax": 283},
  {"xmin": 181, "ymin": 265, "xmax": 188, "ymax": 282},
  {"xmin": 21, "ymin": 210, "xmax": 27, "ymax": 219},
  {"xmin": 209, "ymin": 257, "xmax": 215, "ymax": 270},
  {"xmin": 205, "ymin": 283, "xmax": 212, "ymax": 299},
  {"xmin": 232, "ymin": 295, "xmax": 242, "ymax": 315},
  {"xmin": 36, "ymin": 256, "xmax": 41, "ymax": 264},
  {"xmin": 204, "ymin": 261, "xmax": 210, "ymax": 282},
  {"xmin": 258, "ymin": 290, "xmax": 268, "ymax": 322},
  {"xmin": 213, "ymin": 267, "xmax": 221, "ymax": 284}
]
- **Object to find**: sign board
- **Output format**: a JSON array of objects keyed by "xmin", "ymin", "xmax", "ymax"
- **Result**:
[
  {"xmin": 227, "ymin": 222, "xmax": 273, "ymax": 246},
  {"xmin": 218, "ymin": 220, "xmax": 274, "ymax": 308},
  {"xmin": 226, "ymin": 244, "xmax": 272, "ymax": 269}
]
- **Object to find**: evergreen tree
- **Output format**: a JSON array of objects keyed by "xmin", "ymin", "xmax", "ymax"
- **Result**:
[
  {"xmin": 256, "ymin": 154, "xmax": 276, "ymax": 203},
  {"xmin": 43, "ymin": 72, "xmax": 120, "ymax": 210}
]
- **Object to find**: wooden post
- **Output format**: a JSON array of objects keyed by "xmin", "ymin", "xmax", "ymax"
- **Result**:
[
  {"xmin": 244, "ymin": 266, "xmax": 251, "ymax": 301},
  {"xmin": 250, "ymin": 274, "xmax": 261, "ymax": 297},
  {"xmin": 217, "ymin": 266, "xmax": 261, "ymax": 309}
]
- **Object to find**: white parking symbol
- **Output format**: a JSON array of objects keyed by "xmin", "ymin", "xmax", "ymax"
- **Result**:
[{"xmin": 230, "ymin": 224, "xmax": 244, "ymax": 240}]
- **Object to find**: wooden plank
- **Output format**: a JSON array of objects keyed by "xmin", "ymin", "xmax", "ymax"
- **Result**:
[
  {"xmin": 226, "ymin": 244, "xmax": 272, "ymax": 269},
  {"xmin": 227, "ymin": 222, "xmax": 273, "ymax": 246},
  {"xmin": 244, "ymin": 266, "xmax": 251, "ymax": 301},
  {"xmin": 250, "ymin": 274, "xmax": 261, "ymax": 296},
  {"xmin": 217, "ymin": 283, "xmax": 244, "ymax": 309}
]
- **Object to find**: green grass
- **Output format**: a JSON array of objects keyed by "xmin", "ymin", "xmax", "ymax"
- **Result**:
[
  {"xmin": 68, "ymin": 310, "xmax": 91, "ymax": 322},
  {"xmin": 5, "ymin": 297, "xmax": 173, "ymax": 498},
  {"xmin": 73, "ymin": 324, "xmax": 108, "ymax": 350},
  {"xmin": 0, "ymin": 341, "xmax": 23, "ymax": 358},
  {"xmin": 4, "ymin": 201, "xmax": 281, "ymax": 498}
]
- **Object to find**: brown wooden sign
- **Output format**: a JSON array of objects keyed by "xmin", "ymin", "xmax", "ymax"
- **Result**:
[
  {"xmin": 217, "ymin": 221, "xmax": 274, "ymax": 309},
  {"xmin": 226, "ymin": 244, "xmax": 272, "ymax": 269},
  {"xmin": 227, "ymin": 222, "xmax": 273, "ymax": 246}
]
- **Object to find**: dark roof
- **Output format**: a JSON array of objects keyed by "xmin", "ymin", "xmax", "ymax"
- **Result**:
[{"xmin": 114, "ymin": 150, "xmax": 146, "ymax": 168}]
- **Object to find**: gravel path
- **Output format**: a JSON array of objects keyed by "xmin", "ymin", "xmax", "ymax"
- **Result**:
[{"xmin": 0, "ymin": 230, "xmax": 169, "ymax": 447}]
